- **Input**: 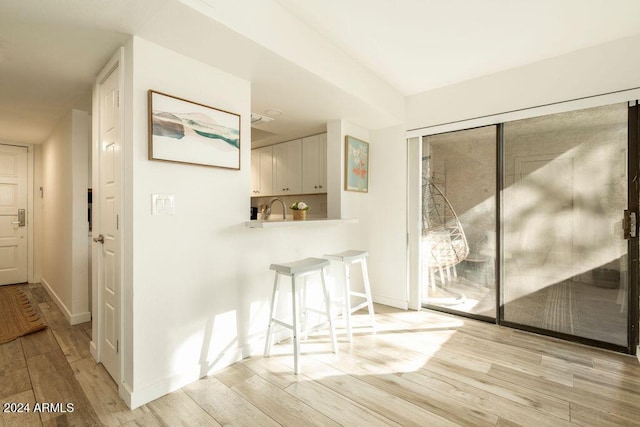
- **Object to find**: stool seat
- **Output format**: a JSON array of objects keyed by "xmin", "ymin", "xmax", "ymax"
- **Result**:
[
  {"xmin": 324, "ymin": 250, "xmax": 375, "ymax": 342},
  {"xmin": 324, "ymin": 250, "xmax": 368, "ymax": 263},
  {"xmin": 270, "ymin": 258, "xmax": 330, "ymax": 275}
]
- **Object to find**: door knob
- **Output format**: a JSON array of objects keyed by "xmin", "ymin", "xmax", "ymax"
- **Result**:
[{"xmin": 93, "ymin": 234, "xmax": 105, "ymax": 244}]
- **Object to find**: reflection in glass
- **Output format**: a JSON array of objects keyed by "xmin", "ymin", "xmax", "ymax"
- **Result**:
[
  {"xmin": 422, "ymin": 126, "xmax": 497, "ymax": 318},
  {"xmin": 502, "ymin": 103, "xmax": 628, "ymax": 346}
]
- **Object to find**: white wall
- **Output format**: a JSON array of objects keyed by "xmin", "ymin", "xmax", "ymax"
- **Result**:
[
  {"xmin": 368, "ymin": 125, "xmax": 409, "ymax": 309},
  {"xmin": 327, "ymin": 120, "xmax": 410, "ymax": 308},
  {"xmin": 406, "ymin": 34, "xmax": 640, "ymax": 130},
  {"xmin": 71, "ymin": 111, "xmax": 90, "ymax": 317},
  {"xmin": 125, "ymin": 37, "xmax": 363, "ymax": 408},
  {"xmin": 42, "ymin": 109, "xmax": 90, "ymax": 324},
  {"xmin": 42, "ymin": 115, "xmax": 71, "ymax": 308},
  {"xmin": 326, "ymin": 119, "xmax": 376, "ymax": 221}
]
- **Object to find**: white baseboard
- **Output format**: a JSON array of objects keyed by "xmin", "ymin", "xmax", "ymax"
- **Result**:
[
  {"xmin": 372, "ymin": 294, "xmax": 409, "ymax": 310},
  {"xmin": 40, "ymin": 278, "xmax": 72, "ymax": 322},
  {"xmin": 40, "ymin": 277, "xmax": 91, "ymax": 325},
  {"xmin": 126, "ymin": 344, "xmax": 252, "ymax": 409},
  {"xmin": 121, "ymin": 382, "xmax": 134, "ymax": 409},
  {"xmin": 637, "ymin": 346, "xmax": 640, "ymax": 364},
  {"xmin": 89, "ymin": 340, "xmax": 98, "ymax": 361},
  {"xmin": 69, "ymin": 311, "xmax": 91, "ymax": 325}
]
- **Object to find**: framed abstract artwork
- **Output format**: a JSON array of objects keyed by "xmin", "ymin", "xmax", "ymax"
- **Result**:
[
  {"xmin": 148, "ymin": 90, "xmax": 241, "ymax": 169},
  {"xmin": 344, "ymin": 135, "xmax": 369, "ymax": 192}
]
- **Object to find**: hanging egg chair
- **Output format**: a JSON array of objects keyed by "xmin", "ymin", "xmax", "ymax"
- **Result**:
[{"xmin": 422, "ymin": 160, "xmax": 469, "ymax": 292}]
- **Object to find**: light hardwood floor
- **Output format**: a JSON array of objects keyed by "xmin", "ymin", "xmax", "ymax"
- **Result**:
[{"xmin": 2, "ymin": 283, "xmax": 640, "ymax": 426}]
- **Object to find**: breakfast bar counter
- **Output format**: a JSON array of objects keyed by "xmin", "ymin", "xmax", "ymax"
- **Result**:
[{"xmin": 245, "ymin": 218, "xmax": 358, "ymax": 228}]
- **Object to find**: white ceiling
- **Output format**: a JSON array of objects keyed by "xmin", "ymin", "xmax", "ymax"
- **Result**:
[
  {"xmin": 277, "ymin": 0, "xmax": 640, "ymax": 95},
  {"xmin": 1, "ymin": 0, "xmax": 639, "ymax": 146}
]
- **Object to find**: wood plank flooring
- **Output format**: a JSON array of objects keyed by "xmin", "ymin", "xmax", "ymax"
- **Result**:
[{"xmin": 2, "ymin": 284, "xmax": 640, "ymax": 426}]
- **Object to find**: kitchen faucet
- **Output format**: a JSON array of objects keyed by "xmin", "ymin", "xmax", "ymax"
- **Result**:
[{"xmin": 266, "ymin": 197, "xmax": 286, "ymax": 220}]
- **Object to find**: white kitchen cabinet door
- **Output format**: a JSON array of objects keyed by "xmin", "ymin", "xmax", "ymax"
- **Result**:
[
  {"xmin": 251, "ymin": 146, "xmax": 273, "ymax": 197},
  {"xmin": 251, "ymin": 149, "xmax": 260, "ymax": 195},
  {"xmin": 273, "ymin": 139, "xmax": 302, "ymax": 195},
  {"xmin": 302, "ymin": 133, "xmax": 327, "ymax": 194}
]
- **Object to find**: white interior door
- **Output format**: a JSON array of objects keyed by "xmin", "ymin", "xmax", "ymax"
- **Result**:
[
  {"xmin": 95, "ymin": 60, "xmax": 121, "ymax": 382},
  {"xmin": 0, "ymin": 145, "xmax": 28, "ymax": 286}
]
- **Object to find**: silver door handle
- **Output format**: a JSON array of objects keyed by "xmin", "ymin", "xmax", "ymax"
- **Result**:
[
  {"xmin": 93, "ymin": 234, "xmax": 105, "ymax": 244},
  {"xmin": 15, "ymin": 209, "xmax": 25, "ymax": 227},
  {"xmin": 624, "ymin": 210, "xmax": 637, "ymax": 239}
]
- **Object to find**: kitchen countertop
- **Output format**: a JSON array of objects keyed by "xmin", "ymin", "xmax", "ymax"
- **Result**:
[{"xmin": 245, "ymin": 218, "xmax": 358, "ymax": 228}]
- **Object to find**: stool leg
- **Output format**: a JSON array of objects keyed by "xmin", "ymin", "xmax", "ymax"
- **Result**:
[
  {"xmin": 343, "ymin": 262, "xmax": 353, "ymax": 342},
  {"xmin": 264, "ymin": 272, "xmax": 281, "ymax": 357},
  {"xmin": 321, "ymin": 266, "xmax": 338, "ymax": 354},
  {"xmin": 291, "ymin": 275, "xmax": 301, "ymax": 374},
  {"xmin": 361, "ymin": 257, "xmax": 376, "ymax": 331},
  {"xmin": 301, "ymin": 275, "xmax": 308, "ymax": 340}
]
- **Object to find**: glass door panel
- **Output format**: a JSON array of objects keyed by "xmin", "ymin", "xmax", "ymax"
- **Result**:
[
  {"xmin": 502, "ymin": 103, "xmax": 628, "ymax": 346},
  {"xmin": 422, "ymin": 126, "xmax": 497, "ymax": 319}
]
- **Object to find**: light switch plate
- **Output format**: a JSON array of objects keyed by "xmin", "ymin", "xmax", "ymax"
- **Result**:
[{"xmin": 152, "ymin": 194, "xmax": 175, "ymax": 215}]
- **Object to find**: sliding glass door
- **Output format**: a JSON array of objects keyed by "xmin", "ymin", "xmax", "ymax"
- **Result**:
[
  {"xmin": 419, "ymin": 101, "xmax": 638, "ymax": 351},
  {"xmin": 502, "ymin": 103, "xmax": 630, "ymax": 346},
  {"xmin": 421, "ymin": 126, "xmax": 497, "ymax": 320}
]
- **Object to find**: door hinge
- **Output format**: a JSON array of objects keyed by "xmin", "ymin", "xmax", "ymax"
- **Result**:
[
  {"xmin": 116, "ymin": 90, "xmax": 120, "ymax": 108},
  {"xmin": 116, "ymin": 214, "xmax": 119, "ymax": 230},
  {"xmin": 116, "ymin": 339, "xmax": 119, "ymax": 353}
]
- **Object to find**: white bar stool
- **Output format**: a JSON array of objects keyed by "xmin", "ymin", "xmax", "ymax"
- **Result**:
[
  {"xmin": 264, "ymin": 257, "xmax": 338, "ymax": 374},
  {"xmin": 324, "ymin": 250, "xmax": 376, "ymax": 342}
]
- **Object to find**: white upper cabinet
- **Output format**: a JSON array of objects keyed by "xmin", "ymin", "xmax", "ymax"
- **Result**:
[
  {"xmin": 302, "ymin": 133, "xmax": 327, "ymax": 194},
  {"xmin": 273, "ymin": 139, "xmax": 302, "ymax": 195},
  {"xmin": 250, "ymin": 146, "xmax": 273, "ymax": 197},
  {"xmin": 251, "ymin": 133, "xmax": 327, "ymax": 197}
]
